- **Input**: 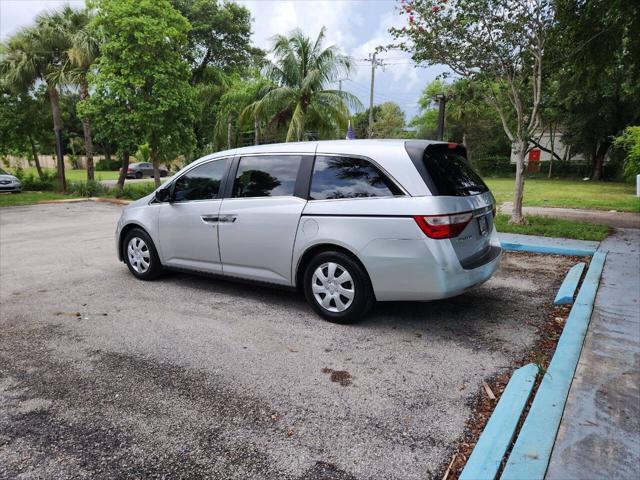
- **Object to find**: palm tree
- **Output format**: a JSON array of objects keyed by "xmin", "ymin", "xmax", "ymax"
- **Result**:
[
  {"xmin": 56, "ymin": 7, "xmax": 99, "ymax": 181},
  {"xmin": 247, "ymin": 27, "xmax": 361, "ymax": 142},
  {"xmin": 1, "ymin": 18, "xmax": 70, "ymax": 191}
]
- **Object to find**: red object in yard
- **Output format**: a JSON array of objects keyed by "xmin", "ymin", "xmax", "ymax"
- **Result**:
[
  {"xmin": 528, "ymin": 149, "xmax": 541, "ymax": 173},
  {"xmin": 529, "ymin": 149, "xmax": 541, "ymax": 161}
]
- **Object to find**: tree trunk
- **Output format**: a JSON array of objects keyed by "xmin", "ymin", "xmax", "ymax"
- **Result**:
[
  {"xmin": 151, "ymin": 142, "xmax": 161, "ymax": 189},
  {"xmin": 117, "ymin": 150, "xmax": 130, "ymax": 190},
  {"xmin": 591, "ymin": 140, "xmax": 610, "ymax": 181},
  {"xmin": 254, "ymin": 119, "xmax": 260, "ymax": 146},
  {"xmin": 227, "ymin": 118, "xmax": 232, "ymax": 150},
  {"xmin": 462, "ymin": 132, "xmax": 470, "ymax": 161},
  {"xmin": 80, "ymin": 79, "xmax": 95, "ymax": 182},
  {"xmin": 48, "ymin": 84, "xmax": 66, "ymax": 192},
  {"xmin": 28, "ymin": 134, "xmax": 44, "ymax": 179},
  {"xmin": 510, "ymin": 139, "xmax": 527, "ymax": 224},
  {"xmin": 104, "ymin": 143, "xmax": 112, "ymax": 162}
]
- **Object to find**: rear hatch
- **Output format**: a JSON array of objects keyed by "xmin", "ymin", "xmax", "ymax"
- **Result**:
[{"xmin": 405, "ymin": 141, "xmax": 499, "ymax": 269}]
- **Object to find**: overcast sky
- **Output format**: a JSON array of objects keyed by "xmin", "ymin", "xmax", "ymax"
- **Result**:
[{"xmin": 0, "ymin": 0, "xmax": 448, "ymax": 121}]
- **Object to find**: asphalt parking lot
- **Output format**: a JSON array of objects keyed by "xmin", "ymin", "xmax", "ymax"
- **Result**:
[{"xmin": 0, "ymin": 202, "xmax": 574, "ymax": 479}]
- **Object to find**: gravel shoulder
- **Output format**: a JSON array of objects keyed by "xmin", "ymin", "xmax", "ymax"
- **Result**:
[{"xmin": 0, "ymin": 203, "xmax": 574, "ymax": 479}]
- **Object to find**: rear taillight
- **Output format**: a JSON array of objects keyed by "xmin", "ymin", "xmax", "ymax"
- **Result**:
[
  {"xmin": 127, "ymin": 168, "xmax": 134, "ymax": 173},
  {"xmin": 413, "ymin": 211, "xmax": 473, "ymax": 239}
]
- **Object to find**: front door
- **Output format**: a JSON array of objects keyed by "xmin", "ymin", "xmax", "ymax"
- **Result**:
[
  {"xmin": 158, "ymin": 158, "xmax": 229, "ymax": 273},
  {"xmin": 218, "ymin": 155, "xmax": 307, "ymax": 285}
]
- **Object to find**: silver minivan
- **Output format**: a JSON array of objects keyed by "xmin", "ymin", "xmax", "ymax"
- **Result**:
[{"xmin": 116, "ymin": 140, "xmax": 501, "ymax": 323}]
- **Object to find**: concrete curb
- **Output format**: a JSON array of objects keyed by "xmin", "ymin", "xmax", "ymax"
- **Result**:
[
  {"xmin": 501, "ymin": 251, "xmax": 607, "ymax": 479},
  {"xmin": 459, "ymin": 364, "xmax": 538, "ymax": 480},
  {"xmin": 553, "ymin": 262, "xmax": 586, "ymax": 305},
  {"xmin": 36, "ymin": 197, "xmax": 132, "ymax": 206},
  {"xmin": 500, "ymin": 242, "xmax": 596, "ymax": 257}
]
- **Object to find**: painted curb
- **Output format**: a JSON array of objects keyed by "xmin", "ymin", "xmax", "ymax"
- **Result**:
[
  {"xmin": 553, "ymin": 262, "xmax": 586, "ymax": 305},
  {"xmin": 501, "ymin": 251, "xmax": 607, "ymax": 480},
  {"xmin": 460, "ymin": 364, "xmax": 538, "ymax": 480},
  {"xmin": 500, "ymin": 242, "xmax": 596, "ymax": 257},
  {"xmin": 35, "ymin": 197, "xmax": 132, "ymax": 206}
]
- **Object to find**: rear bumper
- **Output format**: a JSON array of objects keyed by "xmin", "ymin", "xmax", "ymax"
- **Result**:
[{"xmin": 363, "ymin": 233, "xmax": 502, "ymax": 302}]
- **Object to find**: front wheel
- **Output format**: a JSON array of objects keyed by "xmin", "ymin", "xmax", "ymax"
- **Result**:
[
  {"xmin": 303, "ymin": 251, "xmax": 374, "ymax": 324},
  {"xmin": 123, "ymin": 228, "xmax": 163, "ymax": 280}
]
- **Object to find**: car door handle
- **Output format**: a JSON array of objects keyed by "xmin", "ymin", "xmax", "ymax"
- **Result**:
[
  {"xmin": 218, "ymin": 214, "xmax": 237, "ymax": 223},
  {"xmin": 200, "ymin": 215, "xmax": 219, "ymax": 224}
]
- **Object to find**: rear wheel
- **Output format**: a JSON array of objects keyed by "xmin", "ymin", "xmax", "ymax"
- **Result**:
[
  {"xmin": 303, "ymin": 251, "xmax": 374, "ymax": 323},
  {"xmin": 135, "ymin": 171, "xmax": 143, "ymax": 179},
  {"xmin": 123, "ymin": 228, "xmax": 163, "ymax": 280}
]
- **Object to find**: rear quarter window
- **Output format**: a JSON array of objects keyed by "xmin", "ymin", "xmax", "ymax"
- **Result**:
[{"xmin": 309, "ymin": 156, "xmax": 403, "ymax": 200}]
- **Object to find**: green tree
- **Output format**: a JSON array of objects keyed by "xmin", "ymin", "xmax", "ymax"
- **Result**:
[
  {"xmin": 392, "ymin": 0, "xmax": 554, "ymax": 223},
  {"xmin": 0, "ymin": 86, "xmax": 52, "ymax": 176},
  {"xmin": 59, "ymin": 6, "xmax": 100, "ymax": 181},
  {"xmin": 370, "ymin": 102, "xmax": 406, "ymax": 138},
  {"xmin": 82, "ymin": 0, "xmax": 196, "ymax": 188},
  {"xmin": 214, "ymin": 76, "xmax": 270, "ymax": 149},
  {"xmin": 248, "ymin": 27, "xmax": 361, "ymax": 142},
  {"xmin": 614, "ymin": 126, "xmax": 640, "ymax": 181},
  {"xmin": 548, "ymin": 0, "xmax": 640, "ymax": 180},
  {"xmin": 171, "ymin": 0, "xmax": 263, "ymax": 83},
  {"xmin": 1, "ymin": 16, "xmax": 73, "ymax": 190},
  {"xmin": 410, "ymin": 79, "xmax": 509, "ymax": 161}
]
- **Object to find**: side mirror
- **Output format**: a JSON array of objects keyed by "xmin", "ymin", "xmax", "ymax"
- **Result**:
[{"xmin": 155, "ymin": 187, "xmax": 172, "ymax": 203}]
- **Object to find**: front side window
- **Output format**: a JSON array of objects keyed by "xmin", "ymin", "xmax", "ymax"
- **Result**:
[
  {"xmin": 172, "ymin": 159, "xmax": 227, "ymax": 202},
  {"xmin": 309, "ymin": 156, "xmax": 403, "ymax": 200},
  {"xmin": 232, "ymin": 155, "xmax": 301, "ymax": 198}
]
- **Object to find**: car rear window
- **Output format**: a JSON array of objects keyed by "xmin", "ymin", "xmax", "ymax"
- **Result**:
[{"xmin": 405, "ymin": 141, "xmax": 488, "ymax": 196}]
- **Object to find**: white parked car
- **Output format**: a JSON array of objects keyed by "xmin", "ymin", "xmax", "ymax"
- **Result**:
[
  {"xmin": 116, "ymin": 140, "xmax": 501, "ymax": 323},
  {"xmin": 0, "ymin": 168, "xmax": 22, "ymax": 193}
]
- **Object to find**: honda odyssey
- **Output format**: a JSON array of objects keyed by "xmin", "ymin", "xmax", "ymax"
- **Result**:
[{"xmin": 116, "ymin": 140, "xmax": 501, "ymax": 323}]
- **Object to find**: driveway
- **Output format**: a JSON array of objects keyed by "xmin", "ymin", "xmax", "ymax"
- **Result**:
[{"xmin": 0, "ymin": 202, "xmax": 573, "ymax": 479}]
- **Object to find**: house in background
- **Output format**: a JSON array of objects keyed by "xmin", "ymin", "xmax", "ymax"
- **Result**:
[{"xmin": 510, "ymin": 128, "xmax": 587, "ymax": 173}]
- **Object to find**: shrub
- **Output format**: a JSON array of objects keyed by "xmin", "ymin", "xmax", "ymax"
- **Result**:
[
  {"xmin": 95, "ymin": 158, "xmax": 121, "ymax": 171},
  {"xmin": 473, "ymin": 155, "xmax": 513, "ymax": 176},
  {"xmin": 614, "ymin": 126, "xmax": 640, "ymax": 181},
  {"xmin": 113, "ymin": 182, "xmax": 157, "ymax": 200},
  {"xmin": 68, "ymin": 180, "xmax": 108, "ymax": 197},
  {"xmin": 13, "ymin": 168, "xmax": 57, "ymax": 191}
]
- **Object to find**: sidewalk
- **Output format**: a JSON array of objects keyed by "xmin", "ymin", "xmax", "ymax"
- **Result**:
[
  {"xmin": 498, "ymin": 232, "xmax": 600, "ymax": 253},
  {"xmin": 546, "ymin": 229, "xmax": 640, "ymax": 479},
  {"xmin": 500, "ymin": 202, "xmax": 640, "ymax": 229}
]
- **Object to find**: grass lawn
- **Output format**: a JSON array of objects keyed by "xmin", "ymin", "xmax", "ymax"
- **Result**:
[
  {"xmin": 0, "ymin": 192, "xmax": 81, "ymax": 207},
  {"xmin": 20, "ymin": 167, "xmax": 120, "ymax": 182},
  {"xmin": 485, "ymin": 178, "xmax": 640, "ymax": 212},
  {"xmin": 495, "ymin": 213, "xmax": 611, "ymax": 241}
]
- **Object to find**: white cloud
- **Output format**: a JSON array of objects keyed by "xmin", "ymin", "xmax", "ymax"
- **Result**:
[{"xmin": 0, "ymin": 0, "xmax": 84, "ymax": 40}]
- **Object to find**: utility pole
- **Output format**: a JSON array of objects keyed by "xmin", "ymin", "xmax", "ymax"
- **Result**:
[
  {"xmin": 362, "ymin": 52, "xmax": 384, "ymax": 138},
  {"xmin": 435, "ymin": 93, "xmax": 448, "ymax": 141}
]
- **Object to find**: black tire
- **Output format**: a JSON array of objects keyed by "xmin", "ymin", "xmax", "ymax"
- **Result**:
[
  {"xmin": 122, "ymin": 228, "xmax": 163, "ymax": 280},
  {"xmin": 160, "ymin": 170, "xmax": 167, "ymax": 178},
  {"xmin": 302, "ymin": 251, "xmax": 374, "ymax": 324},
  {"xmin": 135, "ymin": 171, "xmax": 143, "ymax": 179}
]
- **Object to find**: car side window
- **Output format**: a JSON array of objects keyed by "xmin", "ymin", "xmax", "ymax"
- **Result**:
[
  {"xmin": 172, "ymin": 159, "xmax": 228, "ymax": 202},
  {"xmin": 309, "ymin": 156, "xmax": 403, "ymax": 200},
  {"xmin": 232, "ymin": 155, "xmax": 301, "ymax": 198}
]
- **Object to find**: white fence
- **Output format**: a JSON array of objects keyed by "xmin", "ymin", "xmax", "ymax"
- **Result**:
[{"xmin": 4, "ymin": 155, "xmax": 109, "ymax": 170}]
